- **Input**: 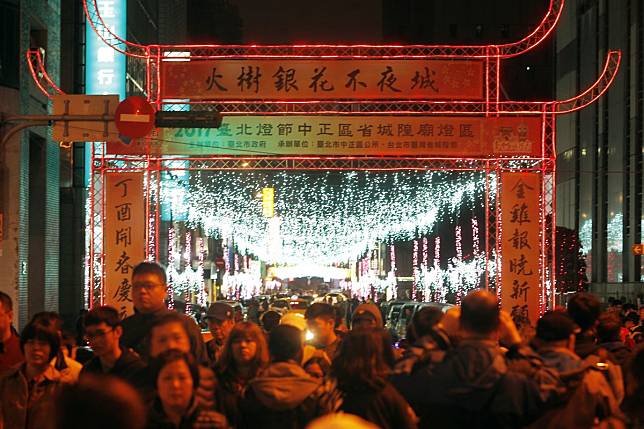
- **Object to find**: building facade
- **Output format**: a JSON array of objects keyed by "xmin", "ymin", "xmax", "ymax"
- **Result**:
[
  {"xmin": 556, "ymin": 0, "xmax": 643, "ymax": 301},
  {"xmin": 0, "ymin": 0, "xmax": 62, "ymax": 328},
  {"xmin": 0, "ymin": 0, "xmax": 188, "ymax": 329}
]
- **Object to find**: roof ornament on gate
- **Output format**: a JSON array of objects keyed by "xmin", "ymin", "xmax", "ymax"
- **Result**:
[
  {"xmin": 31, "ymin": 0, "xmax": 619, "ymax": 119},
  {"xmin": 82, "ymin": 0, "xmax": 564, "ymax": 59}
]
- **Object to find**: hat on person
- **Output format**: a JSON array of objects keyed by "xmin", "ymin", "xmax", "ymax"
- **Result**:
[
  {"xmin": 536, "ymin": 310, "xmax": 581, "ymax": 342},
  {"xmin": 280, "ymin": 312, "xmax": 307, "ymax": 332},
  {"xmin": 205, "ymin": 302, "xmax": 234, "ymax": 321},
  {"xmin": 352, "ymin": 303, "xmax": 383, "ymax": 327}
]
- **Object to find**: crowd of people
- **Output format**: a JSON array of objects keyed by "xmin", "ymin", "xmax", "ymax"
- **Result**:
[{"xmin": 0, "ymin": 261, "xmax": 643, "ymax": 429}]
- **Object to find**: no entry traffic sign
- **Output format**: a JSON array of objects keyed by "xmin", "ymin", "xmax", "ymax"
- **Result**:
[{"xmin": 115, "ymin": 96, "xmax": 155, "ymax": 139}]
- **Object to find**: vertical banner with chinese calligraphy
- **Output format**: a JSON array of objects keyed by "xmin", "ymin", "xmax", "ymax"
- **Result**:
[
  {"xmin": 501, "ymin": 173, "xmax": 541, "ymax": 327},
  {"xmin": 105, "ymin": 172, "xmax": 144, "ymax": 317}
]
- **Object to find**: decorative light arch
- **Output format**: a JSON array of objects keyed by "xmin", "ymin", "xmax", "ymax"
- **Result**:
[{"xmin": 56, "ymin": 0, "xmax": 621, "ymax": 318}]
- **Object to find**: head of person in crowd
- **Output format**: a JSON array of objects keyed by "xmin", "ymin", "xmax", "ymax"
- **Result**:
[
  {"xmin": 269, "ymin": 324, "xmax": 303, "ymax": 364},
  {"xmin": 150, "ymin": 350, "xmax": 200, "ymax": 422},
  {"xmin": 306, "ymin": 413, "xmax": 379, "ymax": 429},
  {"xmin": 260, "ymin": 310, "xmax": 281, "ymax": 334},
  {"xmin": 567, "ymin": 292, "xmax": 601, "ymax": 332},
  {"xmin": 149, "ymin": 312, "xmax": 191, "ymax": 358},
  {"xmin": 596, "ymin": 312, "xmax": 622, "ymax": 344},
  {"xmin": 351, "ymin": 303, "xmax": 383, "ymax": 330},
  {"xmin": 332, "ymin": 328, "xmax": 389, "ymax": 390},
  {"xmin": 55, "ymin": 374, "xmax": 146, "ymax": 429},
  {"xmin": 21, "ymin": 321, "xmax": 60, "ymax": 373},
  {"xmin": 205, "ymin": 302, "xmax": 235, "ymax": 345},
  {"xmin": 405, "ymin": 306, "xmax": 444, "ymax": 344},
  {"xmin": 535, "ymin": 310, "xmax": 580, "ymax": 350},
  {"xmin": 131, "ymin": 261, "xmax": 168, "ymax": 314},
  {"xmin": 306, "ymin": 303, "xmax": 337, "ymax": 344},
  {"xmin": 624, "ymin": 312, "xmax": 641, "ymax": 330},
  {"xmin": 459, "ymin": 289, "xmax": 500, "ymax": 339},
  {"xmin": 84, "ymin": 306, "xmax": 123, "ymax": 361},
  {"xmin": 0, "ymin": 291, "xmax": 14, "ymax": 341},
  {"xmin": 280, "ymin": 312, "xmax": 307, "ymax": 337},
  {"xmin": 217, "ymin": 321, "xmax": 269, "ymax": 379},
  {"xmin": 31, "ymin": 311, "xmax": 64, "ymax": 334}
]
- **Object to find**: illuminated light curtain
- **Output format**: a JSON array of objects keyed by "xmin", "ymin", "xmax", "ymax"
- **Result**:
[{"xmin": 171, "ymin": 170, "xmax": 487, "ymax": 266}]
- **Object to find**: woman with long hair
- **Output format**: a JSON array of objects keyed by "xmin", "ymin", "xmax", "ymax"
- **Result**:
[
  {"xmin": 332, "ymin": 328, "xmax": 417, "ymax": 429},
  {"xmin": 214, "ymin": 322, "xmax": 270, "ymax": 428}
]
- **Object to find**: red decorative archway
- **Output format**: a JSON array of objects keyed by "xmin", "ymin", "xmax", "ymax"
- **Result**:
[{"xmin": 48, "ymin": 0, "xmax": 619, "ymax": 322}]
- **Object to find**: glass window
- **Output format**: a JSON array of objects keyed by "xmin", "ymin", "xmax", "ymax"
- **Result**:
[{"xmin": 0, "ymin": 2, "xmax": 19, "ymax": 89}]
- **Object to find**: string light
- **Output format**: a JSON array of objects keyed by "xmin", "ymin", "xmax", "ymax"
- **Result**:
[
  {"xmin": 197, "ymin": 237, "xmax": 207, "ymax": 306},
  {"xmin": 167, "ymin": 226, "xmax": 176, "ymax": 309},
  {"xmin": 471, "ymin": 217, "xmax": 480, "ymax": 255},
  {"xmin": 412, "ymin": 239, "xmax": 419, "ymax": 300},
  {"xmin": 171, "ymin": 170, "xmax": 485, "ymax": 267},
  {"xmin": 422, "ymin": 237, "xmax": 428, "ymax": 268},
  {"xmin": 157, "ymin": 170, "xmax": 494, "ymax": 300}
]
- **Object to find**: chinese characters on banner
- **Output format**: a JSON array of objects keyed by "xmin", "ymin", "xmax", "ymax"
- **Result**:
[
  {"xmin": 161, "ymin": 59, "xmax": 484, "ymax": 100},
  {"xmin": 107, "ymin": 116, "xmax": 542, "ymax": 157},
  {"xmin": 104, "ymin": 173, "xmax": 145, "ymax": 318},
  {"xmin": 501, "ymin": 173, "xmax": 541, "ymax": 327},
  {"xmin": 85, "ymin": 0, "xmax": 126, "ymax": 99}
]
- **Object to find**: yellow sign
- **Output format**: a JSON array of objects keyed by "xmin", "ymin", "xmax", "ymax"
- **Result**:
[
  {"xmin": 500, "ymin": 173, "xmax": 541, "ymax": 327},
  {"xmin": 162, "ymin": 59, "xmax": 484, "ymax": 100},
  {"xmin": 108, "ymin": 116, "xmax": 542, "ymax": 158},
  {"xmin": 262, "ymin": 187, "xmax": 275, "ymax": 218},
  {"xmin": 104, "ymin": 172, "xmax": 145, "ymax": 318}
]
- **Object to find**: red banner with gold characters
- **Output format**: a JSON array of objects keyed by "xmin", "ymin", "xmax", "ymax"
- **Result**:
[
  {"xmin": 107, "ymin": 116, "xmax": 542, "ymax": 157},
  {"xmin": 500, "ymin": 173, "xmax": 542, "ymax": 327},
  {"xmin": 104, "ymin": 172, "xmax": 145, "ymax": 318},
  {"xmin": 161, "ymin": 59, "xmax": 484, "ymax": 100}
]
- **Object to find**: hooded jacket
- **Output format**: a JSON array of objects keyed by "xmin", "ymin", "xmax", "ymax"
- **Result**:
[
  {"xmin": 240, "ymin": 361, "xmax": 328, "ymax": 429},
  {"xmin": 411, "ymin": 339, "xmax": 543, "ymax": 429},
  {"xmin": 528, "ymin": 346, "xmax": 625, "ymax": 429}
]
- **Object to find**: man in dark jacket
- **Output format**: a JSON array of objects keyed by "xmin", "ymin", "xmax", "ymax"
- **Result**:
[
  {"xmin": 529, "ymin": 310, "xmax": 624, "ymax": 428},
  {"xmin": 567, "ymin": 292, "xmax": 624, "ymax": 402},
  {"xmin": 240, "ymin": 324, "xmax": 330, "ymax": 429},
  {"xmin": 204, "ymin": 302, "xmax": 235, "ymax": 365},
  {"xmin": 405, "ymin": 290, "xmax": 545, "ymax": 429},
  {"xmin": 80, "ymin": 306, "xmax": 145, "ymax": 388},
  {"xmin": 305, "ymin": 303, "xmax": 343, "ymax": 360},
  {"xmin": 120, "ymin": 262, "xmax": 207, "ymax": 364},
  {"xmin": 597, "ymin": 311, "xmax": 631, "ymax": 369}
]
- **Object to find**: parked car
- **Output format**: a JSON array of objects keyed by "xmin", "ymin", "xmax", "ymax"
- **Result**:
[
  {"xmin": 269, "ymin": 298, "xmax": 292, "ymax": 315},
  {"xmin": 392, "ymin": 301, "xmax": 454, "ymax": 341},
  {"xmin": 384, "ymin": 300, "xmax": 411, "ymax": 337},
  {"xmin": 286, "ymin": 298, "xmax": 310, "ymax": 314}
]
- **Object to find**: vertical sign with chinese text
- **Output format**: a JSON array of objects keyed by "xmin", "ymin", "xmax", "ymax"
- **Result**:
[
  {"xmin": 501, "ymin": 173, "xmax": 541, "ymax": 327},
  {"xmin": 86, "ymin": 0, "xmax": 126, "ymax": 99},
  {"xmin": 105, "ymin": 172, "xmax": 144, "ymax": 318}
]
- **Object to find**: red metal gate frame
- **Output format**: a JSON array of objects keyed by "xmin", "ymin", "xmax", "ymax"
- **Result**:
[{"xmin": 40, "ymin": 0, "xmax": 618, "ymax": 311}]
